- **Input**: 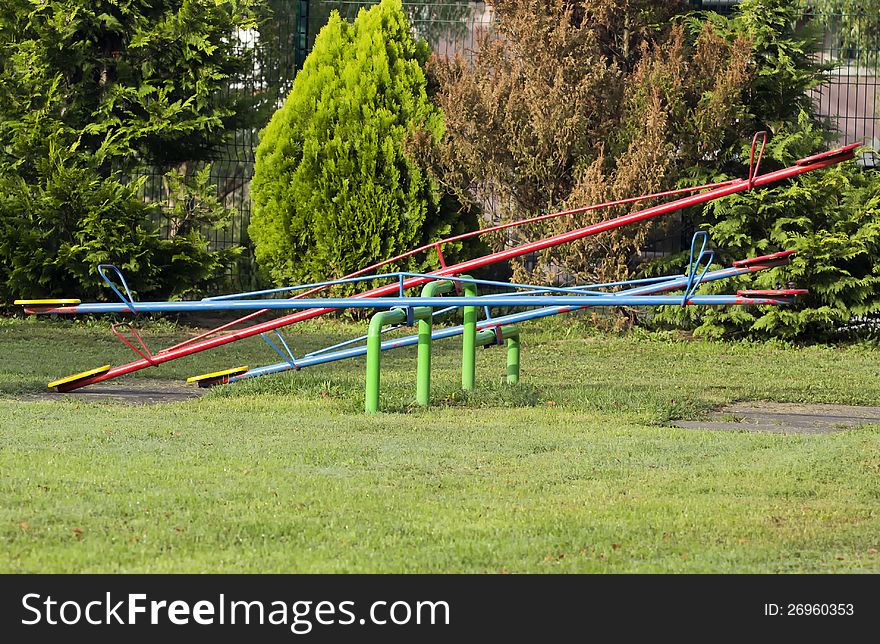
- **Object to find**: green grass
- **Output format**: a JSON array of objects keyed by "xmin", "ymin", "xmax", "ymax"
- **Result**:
[{"xmin": 1, "ymin": 314, "xmax": 879, "ymax": 572}]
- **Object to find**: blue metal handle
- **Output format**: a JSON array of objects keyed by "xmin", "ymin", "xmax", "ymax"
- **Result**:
[
  {"xmin": 260, "ymin": 330, "xmax": 298, "ymax": 369},
  {"xmin": 682, "ymin": 232, "xmax": 715, "ymax": 306},
  {"xmin": 97, "ymin": 264, "xmax": 137, "ymax": 314}
]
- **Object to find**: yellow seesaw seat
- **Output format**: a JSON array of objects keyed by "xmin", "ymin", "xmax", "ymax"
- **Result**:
[
  {"xmin": 187, "ymin": 366, "xmax": 249, "ymax": 388},
  {"xmin": 48, "ymin": 365, "xmax": 111, "ymax": 389},
  {"xmin": 14, "ymin": 299, "xmax": 81, "ymax": 305}
]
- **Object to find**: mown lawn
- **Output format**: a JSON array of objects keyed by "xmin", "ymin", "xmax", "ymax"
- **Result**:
[{"xmin": 1, "ymin": 315, "xmax": 879, "ymax": 572}]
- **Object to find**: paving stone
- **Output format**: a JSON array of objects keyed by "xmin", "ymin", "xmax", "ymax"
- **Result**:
[
  {"xmin": 674, "ymin": 402, "xmax": 880, "ymax": 434},
  {"xmin": 21, "ymin": 378, "xmax": 202, "ymax": 405}
]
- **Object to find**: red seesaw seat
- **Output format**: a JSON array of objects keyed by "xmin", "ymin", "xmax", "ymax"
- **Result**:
[{"xmin": 795, "ymin": 142, "xmax": 862, "ymax": 166}]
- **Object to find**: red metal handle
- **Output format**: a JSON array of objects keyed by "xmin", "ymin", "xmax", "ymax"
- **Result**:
[
  {"xmin": 110, "ymin": 323, "xmax": 155, "ymax": 365},
  {"xmin": 748, "ymin": 131, "xmax": 768, "ymax": 189}
]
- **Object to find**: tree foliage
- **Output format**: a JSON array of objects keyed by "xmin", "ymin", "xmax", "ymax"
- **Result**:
[
  {"xmin": 0, "ymin": 141, "xmax": 239, "ymax": 301},
  {"xmin": 652, "ymin": 118, "xmax": 880, "ymax": 340},
  {"xmin": 0, "ymin": 1, "xmax": 257, "ymax": 301},
  {"xmin": 798, "ymin": 0, "xmax": 880, "ymax": 65},
  {"xmin": 426, "ymin": 0, "xmax": 878, "ymax": 338},
  {"xmin": 0, "ymin": 0, "xmax": 259, "ymax": 169},
  {"xmin": 424, "ymin": 0, "xmax": 759, "ymax": 284},
  {"xmin": 249, "ymin": 0, "xmax": 479, "ymax": 288},
  {"xmin": 648, "ymin": 0, "xmax": 880, "ymax": 339}
]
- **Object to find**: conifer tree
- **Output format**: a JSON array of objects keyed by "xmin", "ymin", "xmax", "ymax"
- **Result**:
[{"xmin": 250, "ymin": 0, "xmax": 477, "ymax": 287}]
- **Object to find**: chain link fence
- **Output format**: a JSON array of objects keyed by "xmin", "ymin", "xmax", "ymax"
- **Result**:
[
  {"xmin": 701, "ymin": 1, "xmax": 879, "ymax": 163},
  {"xmin": 160, "ymin": 0, "xmax": 878, "ymax": 285}
]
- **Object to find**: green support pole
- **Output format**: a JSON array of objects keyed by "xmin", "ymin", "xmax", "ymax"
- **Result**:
[
  {"xmin": 417, "ymin": 280, "xmax": 454, "ymax": 407},
  {"xmin": 474, "ymin": 325, "xmax": 521, "ymax": 385},
  {"xmin": 365, "ymin": 295, "xmax": 516, "ymax": 412},
  {"xmin": 504, "ymin": 326, "xmax": 521, "ymax": 385},
  {"xmin": 461, "ymin": 276, "xmax": 478, "ymax": 391},
  {"xmin": 365, "ymin": 308, "xmax": 407, "ymax": 413}
]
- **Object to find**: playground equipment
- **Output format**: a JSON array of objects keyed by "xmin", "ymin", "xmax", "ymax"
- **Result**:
[
  {"xmin": 22, "ymin": 235, "xmax": 802, "ymax": 411},
  {"xmin": 14, "ymin": 136, "xmax": 861, "ymax": 411}
]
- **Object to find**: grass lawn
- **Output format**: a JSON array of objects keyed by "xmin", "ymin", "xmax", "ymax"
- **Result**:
[{"xmin": 1, "ymin": 314, "xmax": 879, "ymax": 573}]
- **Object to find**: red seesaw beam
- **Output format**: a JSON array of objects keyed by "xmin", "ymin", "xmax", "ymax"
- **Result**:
[{"xmin": 47, "ymin": 142, "xmax": 859, "ymax": 392}]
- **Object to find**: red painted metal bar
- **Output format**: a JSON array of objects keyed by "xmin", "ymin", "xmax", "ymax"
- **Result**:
[
  {"xmin": 110, "ymin": 323, "xmax": 156, "ymax": 365},
  {"xmin": 161, "ymin": 177, "xmax": 741, "ymax": 352},
  {"xmin": 732, "ymin": 249, "xmax": 797, "ymax": 266},
  {"xmin": 737, "ymin": 289, "xmax": 809, "ymax": 296},
  {"xmin": 52, "ymin": 143, "xmax": 858, "ymax": 392},
  {"xmin": 795, "ymin": 144, "xmax": 861, "ymax": 166}
]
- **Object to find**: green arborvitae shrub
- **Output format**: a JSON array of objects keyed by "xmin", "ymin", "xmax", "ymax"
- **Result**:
[
  {"xmin": 0, "ymin": 142, "xmax": 239, "ymax": 301},
  {"xmin": 249, "ymin": 0, "xmax": 478, "ymax": 288},
  {"xmin": 651, "ymin": 119, "xmax": 880, "ymax": 340},
  {"xmin": 0, "ymin": 1, "xmax": 255, "ymax": 302}
]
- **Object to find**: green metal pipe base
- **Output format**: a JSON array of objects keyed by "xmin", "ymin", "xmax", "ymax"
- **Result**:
[
  {"xmin": 365, "ymin": 284, "xmax": 522, "ymax": 412},
  {"xmin": 461, "ymin": 277, "xmax": 478, "ymax": 391},
  {"xmin": 417, "ymin": 280, "xmax": 454, "ymax": 407}
]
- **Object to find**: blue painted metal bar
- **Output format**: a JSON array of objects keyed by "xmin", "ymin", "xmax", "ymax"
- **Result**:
[
  {"xmin": 235, "ymin": 290, "xmax": 774, "ymax": 382},
  {"xmin": 273, "ymin": 330, "xmax": 297, "ymax": 364},
  {"xmin": 260, "ymin": 331, "xmax": 297, "ymax": 368},
  {"xmin": 226, "ymin": 263, "xmax": 747, "ymax": 348},
  {"xmin": 33, "ymin": 293, "xmax": 793, "ymax": 314},
  {"xmin": 565, "ymin": 274, "xmax": 686, "ymax": 289},
  {"xmin": 201, "ymin": 270, "xmax": 679, "ymax": 302},
  {"xmin": 98, "ymin": 264, "xmax": 138, "ymax": 314},
  {"xmin": 301, "ymin": 279, "xmax": 645, "ymax": 360},
  {"xmin": 681, "ymin": 231, "xmax": 715, "ymax": 306},
  {"xmin": 234, "ymin": 307, "xmax": 567, "ymax": 381},
  {"xmin": 394, "ymin": 272, "xmax": 611, "ymax": 296},
  {"xmin": 202, "ymin": 273, "xmax": 401, "ymax": 301}
]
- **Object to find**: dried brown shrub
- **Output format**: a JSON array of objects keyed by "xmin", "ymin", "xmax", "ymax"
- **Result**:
[{"xmin": 418, "ymin": 0, "xmax": 755, "ymax": 291}]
